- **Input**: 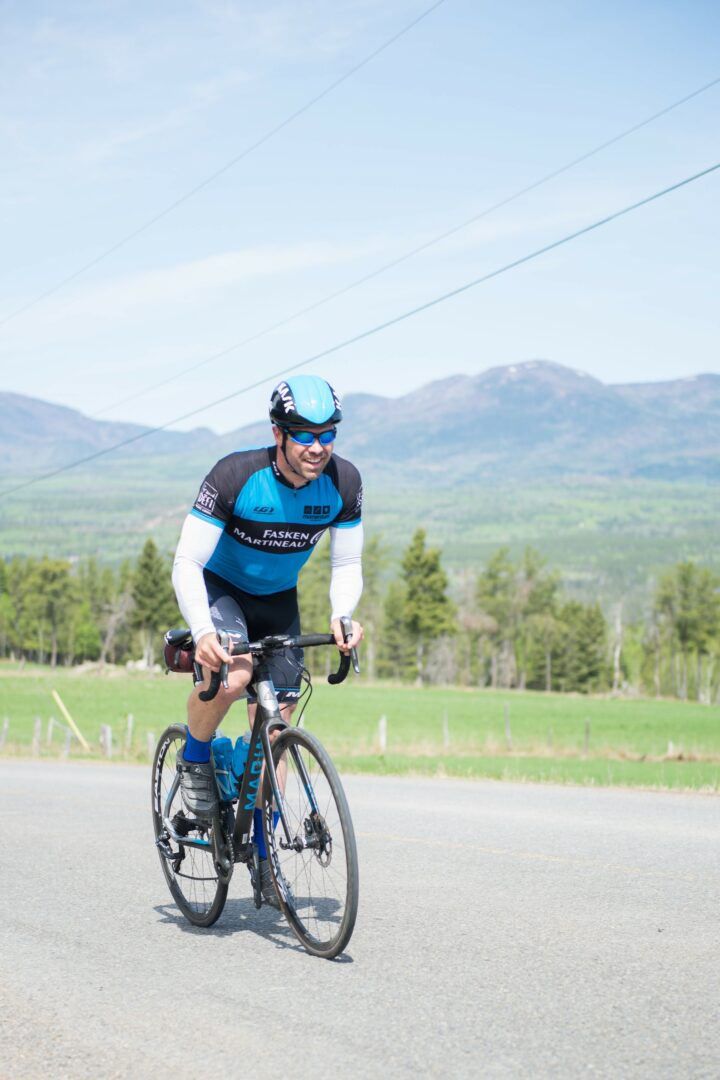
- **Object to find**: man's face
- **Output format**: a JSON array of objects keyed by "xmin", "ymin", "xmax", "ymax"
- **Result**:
[{"xmin": 273, "ymin": 423, "xmax": 336, "ymax": 483}]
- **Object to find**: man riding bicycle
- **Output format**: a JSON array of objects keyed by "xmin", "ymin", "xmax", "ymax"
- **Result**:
[{"xmin": 171, "ymin": 375, "xmax": 364, "ymax": 905}]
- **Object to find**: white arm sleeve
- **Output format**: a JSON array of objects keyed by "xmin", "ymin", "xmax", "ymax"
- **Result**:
[
  {"xmin": 329, "ymin": 523, "xmax": 364, "ymax": 621},
  {"xmin": 172, "ymin": 514, "xmax": 224, "ymax": 643}
]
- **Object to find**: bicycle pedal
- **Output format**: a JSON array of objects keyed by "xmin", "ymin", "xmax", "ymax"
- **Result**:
[{"xmin": 155, "ymin": 835, "xmax": 175, "ymax": 859}]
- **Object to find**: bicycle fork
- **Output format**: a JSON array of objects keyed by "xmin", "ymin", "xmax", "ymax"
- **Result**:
[{"xmin": 246, "ymin": 675, "xmax": 326, "ymax": 857}]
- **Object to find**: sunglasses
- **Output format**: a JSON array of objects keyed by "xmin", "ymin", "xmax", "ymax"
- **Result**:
[{"xmin": 281, "ymin": 426, "xmax": 337, "ymax": 446}]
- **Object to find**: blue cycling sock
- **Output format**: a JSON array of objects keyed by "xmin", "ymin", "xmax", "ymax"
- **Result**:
[
  {"xmin": 253, "ymin": 808, "xmax": 280, "ymax": 859},
  {"xmin": 183, "ymin": 727, "xmax": 211, "ymax": 763}
]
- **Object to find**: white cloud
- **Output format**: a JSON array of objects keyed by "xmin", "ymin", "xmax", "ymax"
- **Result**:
[
  {"xmin": 1, "ymin": 238, "xmax": 380, "ymax": 345},
  {"xmin": 76, "ymin": 110, "xmax": 187, "ymax": 165}
]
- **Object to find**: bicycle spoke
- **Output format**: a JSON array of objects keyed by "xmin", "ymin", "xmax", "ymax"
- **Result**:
[
  {"xmin": 263, "ymin": 727, "xmax": 358, "ymax": 958},
  {"xmin": 151, "ymin": 725, "xmax": 228, "ymax": 927}
]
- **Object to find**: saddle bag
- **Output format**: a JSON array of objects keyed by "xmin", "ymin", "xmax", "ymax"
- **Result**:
[{"xmin": 163, "ymin": 629, "xmax": 195, "ymax": 673}]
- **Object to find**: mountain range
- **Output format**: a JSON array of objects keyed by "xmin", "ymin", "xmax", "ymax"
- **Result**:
[{"xmin": 2, "ymin": 361, "xmax": 719, "ymax": 483}]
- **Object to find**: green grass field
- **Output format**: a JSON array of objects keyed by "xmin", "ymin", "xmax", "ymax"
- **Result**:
[{"xmin": 1, "ymin": 662, "xmax": 718, "ymax": 790}]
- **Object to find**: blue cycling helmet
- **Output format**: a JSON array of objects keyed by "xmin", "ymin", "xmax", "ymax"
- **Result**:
[{"xmin": 269, "ymin": 375, "xmax": 342, "ymax": 427}]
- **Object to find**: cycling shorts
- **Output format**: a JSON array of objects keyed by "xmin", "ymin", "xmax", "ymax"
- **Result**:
[{"xmin": 204, "ymin": 570, "xmax": 304, "ymax": 703}]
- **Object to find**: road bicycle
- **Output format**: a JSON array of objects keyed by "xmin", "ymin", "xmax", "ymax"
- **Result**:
[{"xmin": 151, "ymin": 620, "xmax": 360, "ymax": 960}]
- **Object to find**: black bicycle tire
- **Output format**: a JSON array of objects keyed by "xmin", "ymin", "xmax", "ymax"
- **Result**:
[
  {"xmin": 262, "ymin": 727, "xmax": 359, "ymax": 959},
  {"xmin": 151, "ymin": 724, "xmax": 228, "ymax": 928}
]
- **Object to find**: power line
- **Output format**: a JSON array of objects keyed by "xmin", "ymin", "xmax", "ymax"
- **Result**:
[
  {"xmin": 2, "ymin": 159, "xmax": 717, "ymax": 501},
  {"xmin": 93, "ymin": 72, "xmax": 720, "ymax": 419},
  {"xmin": 0, "ymin": 0, "xmax": 447, "ymax": 331}
]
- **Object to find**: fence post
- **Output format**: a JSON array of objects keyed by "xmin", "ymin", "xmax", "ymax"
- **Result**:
[
  {"xmin": 504, "ymin": 704, "xmax": 512, "ymax": 750},
  {"xmin": 378, "ymin": 715, "xmax": 387, "ymax": 755},
  {"xmin": 442, "ymin": 711, "xmax": 450, "ymax": 749},
  {"xmin": 125, "ymin": 713, "xmax": 134, "ymax": 751},
  {"xmin": 100, "ymin": 724, "xmax": 113, "ymax": 759},
  {"xmin": 47, "ymin": 717, "xmax": 56, "ymax": 745},
  {"xmin": 32, "ymin": 717, "xmax": 42, "ymax": 756},
  {"xmin": 0, "ymin": 717, "xmax": 8, "ymax": 751},
  {"xmin": 146, "ymin": 732, "xmax": 155, "ymax": 760}
]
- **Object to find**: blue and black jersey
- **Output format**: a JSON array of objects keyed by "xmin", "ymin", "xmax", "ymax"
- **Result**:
[{"xmin": 190, "ymin": 447, "xmax": 363, "ymax": 596}]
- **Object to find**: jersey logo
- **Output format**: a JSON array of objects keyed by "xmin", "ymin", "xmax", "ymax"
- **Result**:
[
  {"xmin": 253, "ymin": 506, "xmax": 274, "ymax": 514},
  {"xmin": 303, "ymin": 504, "xmax": 331, "ymax": 518},
  {"xmin": 195, "ymin": 482, "xmax": 219, "ymax": 515}
]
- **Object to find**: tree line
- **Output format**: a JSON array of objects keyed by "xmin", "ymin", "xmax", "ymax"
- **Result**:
[{"xmin": 1, "ymin": 531, "xmax": 718, "ymax": 702}]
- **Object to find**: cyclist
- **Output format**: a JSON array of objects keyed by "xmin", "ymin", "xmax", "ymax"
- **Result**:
[{"xmin": 171, "ymin": 374, "xmax": 364, "ymax": 904}]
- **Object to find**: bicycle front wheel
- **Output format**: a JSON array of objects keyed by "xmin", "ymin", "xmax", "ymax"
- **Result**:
[
  {"xmin": 262, "ymin": 727, "xmax": 359, "ymax": 959},
  {"xmin": 151, "ymin": 724, "xmax": 228, "ymax": 928}
]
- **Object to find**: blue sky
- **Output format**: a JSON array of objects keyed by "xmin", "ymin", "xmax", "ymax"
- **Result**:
[{"xmin": 1, "ymin": 0, "xmax": 718, "ymax": 434}]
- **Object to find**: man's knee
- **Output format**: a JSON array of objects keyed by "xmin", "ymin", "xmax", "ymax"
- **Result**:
[
  {"xmin": 194, "ymin": 665, "xmax": 250, "ymax": 704},
  {"xmin": 224, "ymin": 666, "xmax": 252, "ymax": 701}
]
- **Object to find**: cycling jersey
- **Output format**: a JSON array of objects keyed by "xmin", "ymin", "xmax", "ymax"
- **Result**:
[
  {"xmin": 173, "ymin": 445, "xmax": 363, "ymax": 643},
  {"xmin": 190, "ymin": 446, "xmax": 362, "ymax": 594}
]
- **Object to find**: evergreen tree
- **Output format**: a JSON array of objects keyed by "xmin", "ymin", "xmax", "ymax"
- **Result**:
[
  {"xmin": 0, "ymin": 560, "xmax": 14, "ymax": 658},
  {"xmin": 131, "ymin": 540, "xmax": 179, "ymax": 666},
  {"xmin": 653, "ymin": 561, "xmax": 720, "ymax": 700},
  {"xmin": 376, "ymin": 580, "xmax": 413, "ymax": 680},
  {"xmin": 555, "ymin": 601, "xmax": 609, "ymax": 693},
  {"xmin": 35, "ymin": 559, "xmax": 79, "ymax": 667},
  {"xmin": 475, "ymin": 547, "xmax": 515, "ymax": 687},
  {"xmin": 400, "ymin": 529, "xmax": 456, "ymax": 684}
]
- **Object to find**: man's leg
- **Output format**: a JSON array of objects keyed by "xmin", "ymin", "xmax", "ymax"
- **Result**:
[{"xmin": 178, "ymin": 659, "xmax": 252, "ymax": 817}]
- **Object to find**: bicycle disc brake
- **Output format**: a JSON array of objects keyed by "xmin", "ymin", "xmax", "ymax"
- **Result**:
[{"xmin": 305, "ymin": 811, "xmax": 333, "ymax": 866}]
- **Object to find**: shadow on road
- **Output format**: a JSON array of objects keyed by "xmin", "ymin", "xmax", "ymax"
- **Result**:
[{"xmin": 152, "ymin": 900, "xmax": 354, "ymax": 964}]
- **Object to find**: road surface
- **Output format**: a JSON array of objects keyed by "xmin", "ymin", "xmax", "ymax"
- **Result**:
[{"xmin": 0, "ymin": 761, "xmax": 718, "ymax": 1078}]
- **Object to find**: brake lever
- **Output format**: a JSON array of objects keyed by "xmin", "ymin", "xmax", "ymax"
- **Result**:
[
  {"xmin": 340, "ymin": 616, "xmax": 360, "ymax": 676},
  {"xmin": 217, "ymin": 630, "xmax": 230, "ymax": 691}
]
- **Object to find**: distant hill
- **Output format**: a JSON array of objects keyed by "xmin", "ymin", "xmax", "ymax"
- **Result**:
[
  {"xmin": 222, "ymin": 361, "xmax": 720, "ymax": 483},
  {"xmin": 1, "ymin": 363, "xmax": 718, "ymax": 612},
  {"xmin": 0, "ymin": 392, "xmax": 217, "ymax": 470},
  {"xmin": 2, "ymin": 361, "xmax": 719, "ymax": 482}
]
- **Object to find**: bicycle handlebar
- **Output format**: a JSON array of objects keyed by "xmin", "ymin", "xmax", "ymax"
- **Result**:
[{"xmin": 196, "ymin": 618, "xmax": 359, "ymax": 702}]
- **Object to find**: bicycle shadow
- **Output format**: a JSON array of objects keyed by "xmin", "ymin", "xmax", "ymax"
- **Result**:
[{"xmin": 153, "ymin": 898, "xmax": 354, "ymax": 963}]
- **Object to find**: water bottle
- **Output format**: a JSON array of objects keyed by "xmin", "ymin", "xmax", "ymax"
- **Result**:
[
  {"xmin": 211, "ymin": 735, "xmax": 236, "ymax": 802},
  {"xmin": 231, "ymin": 731, "xmax": 251, "ymax": 788}
]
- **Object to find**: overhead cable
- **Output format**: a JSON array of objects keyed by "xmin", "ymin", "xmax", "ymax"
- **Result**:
[
  {"xmin": 93, "ymin": 72, "xmax": 720, "ymax": 418},
  {"xmin": 0, "ymin": 0, "xmax": 447, "ymax": 331},
  {"xmin": 1, "ymin": 159, "xmax": 717, "ymax": 500}
]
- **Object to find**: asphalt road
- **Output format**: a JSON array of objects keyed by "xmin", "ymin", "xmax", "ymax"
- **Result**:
[{"xmin": 1, "ymin": 760, "xmax": 718, "ymax": 1079}]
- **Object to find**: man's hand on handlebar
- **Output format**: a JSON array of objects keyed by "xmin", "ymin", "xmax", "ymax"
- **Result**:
[
  {"xmin": 194, "ymin": 630, "xmax": 233, "ymax": 673},
  {"xmin": 331, "ymin": 617, "xmax": 363, "ymax": 654}
]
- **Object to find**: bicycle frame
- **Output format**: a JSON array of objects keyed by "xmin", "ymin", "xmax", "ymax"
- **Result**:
[
  {"xmin": 160, "ymin": 656, "xmax": 323, "ymax": 872},
  {"xmin": 231, "ymin": 657, "xmax": 321, "ymax": 859},
  {"xmin": 160, "ymin": 620, "xmax": 357, "ymax": 888}
]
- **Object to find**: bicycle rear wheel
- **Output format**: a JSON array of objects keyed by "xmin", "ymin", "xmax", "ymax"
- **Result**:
[
  {"xmin": 262, "ymin": 727, "xmax": 359, "ymax": 959},
  {"xmin": 151, "ymin": 724, "xmax": 228, "ymax": 928}
]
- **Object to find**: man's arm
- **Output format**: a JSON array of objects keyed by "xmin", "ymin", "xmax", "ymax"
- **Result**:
[
  {"xmin": 329, "ymin": 523, "xmax": 364, "ymax": 651},
  {"xmin": 172, "ymin": 514, "xmax": 223, "ymax": 643}
]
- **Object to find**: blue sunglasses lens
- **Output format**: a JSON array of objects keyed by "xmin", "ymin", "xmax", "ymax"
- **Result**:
[{"xmin": 287, "ymin": 428, "xmax": 336, "ymax": 446}]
